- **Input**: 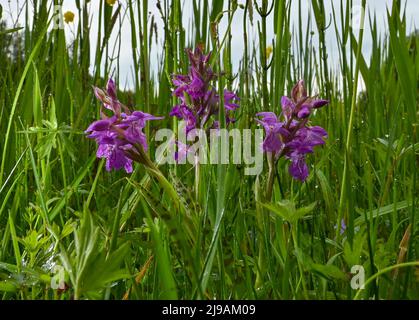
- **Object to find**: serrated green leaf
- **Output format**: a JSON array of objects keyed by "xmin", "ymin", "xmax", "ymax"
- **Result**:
[{"xmin": 259, "ymin": 200, "xmax": 316, "ymax": 224}]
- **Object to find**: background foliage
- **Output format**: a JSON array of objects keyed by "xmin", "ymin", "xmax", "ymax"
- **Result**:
[{"xmin": 0, "ymin": 0, "xmax": 418, "ymax": 300}]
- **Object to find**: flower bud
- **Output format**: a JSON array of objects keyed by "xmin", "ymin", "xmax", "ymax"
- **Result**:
[
  {"xmin": 107, "ymin": 78, "xmax": 117, "ymax": 100},
  {"xmin": 291, "ymin": 80, "xmax": 307, "ymax": 102}
]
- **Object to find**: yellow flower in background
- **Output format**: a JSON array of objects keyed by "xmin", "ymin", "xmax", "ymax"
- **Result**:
[
  {"xmin": 266, "ymin": 45, "xmax": 273, "ymax": 60},
  {"xmin": 106, "ymin": 0, "xmax": 117, "ymax": 5},
  {"xmin": 63, "ymin": 11, "xmax": 75, "ymax": 24}
]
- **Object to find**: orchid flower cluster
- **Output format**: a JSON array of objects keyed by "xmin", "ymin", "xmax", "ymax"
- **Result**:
[
  {"xmin": 85, "ymin": 79, "xmax": 162, "ymax": 173},
  {"xmin": 256, "ymin": 80, "xmax": 329, "ymax": 181},
  {"xmin": 169, "ymin": 45, "xmax": 240, "ymax": 160},
  {"xmin": 85, "ymin": 49, "xmax": 328, "ymax": 184}
]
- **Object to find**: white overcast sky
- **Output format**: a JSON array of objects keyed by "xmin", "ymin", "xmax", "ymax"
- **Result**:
[{"xmin": 1, "ymin": 0, "xmax": 418, "ymax": 90}]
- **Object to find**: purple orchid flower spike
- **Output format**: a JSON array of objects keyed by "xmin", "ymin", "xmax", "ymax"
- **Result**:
[
  {"xmin": 86, "ymin": 78, "xmax": 163, "ymax": 173},
  {"xmin": 291, "ymin": 80, "xmax": 308, "ymax": 102},
  {"xmin": 106, "ymin": 78, "xmax": 118, "ymax": 100},
  {"xmin": 85, "ymin": 117, "xmax": 117, "ymax": 138},
  {"xmin": 288, "ymin": 152, "xmax": 309, "ymax": 181},
  {"xmin": 169, "ymin": 46, "xmax": 240, "ymax": 160},
  {"xmin": 170, "ymin": 46, "xmax": 240, "ymax": 131},
  {"xmin": 281, "ymin": 80, "xmax": 330, "ymax": 120},
  {"xmin": 174, "ymin": 141, "xmax": 194, "ymax": 163},
  {"xmin": 93, "ymin": 87, "xmax": 112, "ymax": 107},
  {"xmin": 119, "ymin": 111, "xmax": 163, "ymax": 150},
  {"xmin": 96, "ymin": 137, "xmax": 134, "ymax": 173},
  {"xmin": 170, "ymin": 105, "xmax": 197, "ymax": 134},
  {"xmin": 280, "ymin": 96, "xmax": 295, "ymax": 121},
  {"xmin": 187, "ymin": 69, "xmax": 206, "ymax": 100},
  {"xmin": 93, "ymin": 78, "xmax": 123, "ymax": 116},
  {"xmin": 172, "ymin": 75, "xmax": 190, "ymax": 99},
  {"xmin": 224, "ymin": 90, "xmax": 240, "ymax": 111},
  {"xmin": 256, "ymin": 80, "xmax": 329, "ymax": 182},
  {"xmin": 256, "ymin": 112, "xmax": 290, "ymax": 154}
]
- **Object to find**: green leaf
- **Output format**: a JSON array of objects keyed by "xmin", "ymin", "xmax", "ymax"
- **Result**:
[
  {"xmin": 310, "ymin": 263, "xmax": 347, "ymax": 281},
  {"xmin": 315, "ymin": 169, "xmax": 335, "ymax": 217},
  {"xmin": 62, "ymin": 213, "xmax": 131, "ymax": 298},
  {"xmin": 259, "ymin": 200, "xmax": 316, "ymax": 224},
  {"xmin": 343, "ymin": 231, "xmax": 366, "ymax": 267},
  {"xmin": 32, "ymin": 65, "xmax": 42, "ymax": 127},
  {"xmin": 355, "ymin": 200, "xmax": 409, "ymax": 225},
  {"xmin": 0, "ymin": 280, "xmax": 17, "ymax": 293},
  {"xmin": 49, "ymin": 155, "xmax": 96, "ymax": 221},
  {"xmin": 34, "ymin": 133, "xmax": 56, "ymax": 159},
  {"xmin": 0, "ymin": 27, "xmax": 24, "ymax": 35},
  {"xmin": 294, "ymin": 202, "xmax": 317, "ymax": 221},
  {"xmin": 210, "ymin": 0, "xmax": 224, "ymax": 22},
  {"xmin": 295, "ymin": 250, "xmax": 346, "ymax": 281}
]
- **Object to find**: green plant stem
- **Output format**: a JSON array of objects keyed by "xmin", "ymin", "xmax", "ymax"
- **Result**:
[
  {"xmin": 291, "ymin": 225, "xmax": 309, "ymax": 299},
  {"xmin": 336, "ymin": 0, "xmax": 366, "ymax": 241},
  {"xmin": 353, "ymin": 261, "xmax": 419, "ymax": 300}
]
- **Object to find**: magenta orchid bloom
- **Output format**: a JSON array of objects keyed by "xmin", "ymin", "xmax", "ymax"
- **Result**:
[
  {"xmin": 86, "ymin": 79, "xmax": 163, "ymax": 173},
  {"xmin": 169, "ymin": 46, "xmax": 240, "ymax": 161},
  {"xmin": 256, "ymin": 80, "xmax": 328, "ymax": 181}
]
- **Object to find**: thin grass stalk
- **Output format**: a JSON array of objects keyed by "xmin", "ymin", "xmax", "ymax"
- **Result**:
[{"xmin": 337, "ymin": 0, "xmax": 367, "ymax": 241}]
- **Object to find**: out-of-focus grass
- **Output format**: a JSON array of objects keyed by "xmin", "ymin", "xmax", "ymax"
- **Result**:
[{"xmin": 0, "ymin": 0, "xmax": 418, "ymax": 300}]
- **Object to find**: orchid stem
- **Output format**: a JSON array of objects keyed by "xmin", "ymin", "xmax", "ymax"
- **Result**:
[
  {"xmin": 266, "ymin": 152, "xmax": 275, "ymax": 201},
  {"xmin": 255, "ymin": 152, "xmax": 275, "ymax": 289}
]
